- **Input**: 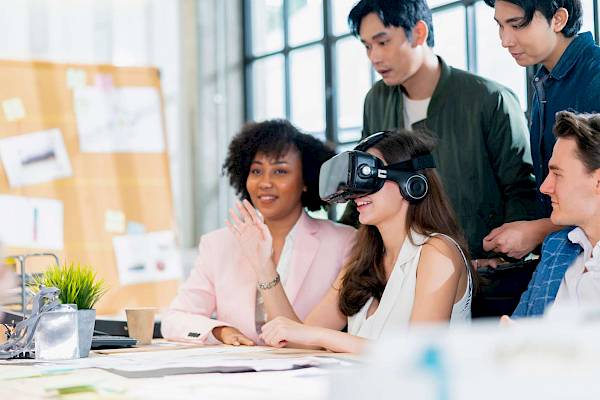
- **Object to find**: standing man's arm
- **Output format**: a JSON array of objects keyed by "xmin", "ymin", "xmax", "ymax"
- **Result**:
[{"xmin": 480, "ymin": 89, "xmax": 546, "ymax": 260}]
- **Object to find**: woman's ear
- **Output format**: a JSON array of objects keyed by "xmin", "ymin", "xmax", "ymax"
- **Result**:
[
  {"xmin": 552, "ymin": 7, "xmax": 569, "ymax": 33},
  {"xmin": 411, "ymin": 20, "xmax": 429, "ymax": 47}
]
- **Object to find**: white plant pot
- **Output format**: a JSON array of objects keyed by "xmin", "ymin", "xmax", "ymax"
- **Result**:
[{"xmin": 77, "ymin": 309, "xmax": 96, "ymax": 358}]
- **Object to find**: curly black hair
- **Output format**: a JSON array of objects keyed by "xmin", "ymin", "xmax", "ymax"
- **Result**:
[{"xmin": 222, "ymin": 119, "xmax": 336, "ymax": 211}]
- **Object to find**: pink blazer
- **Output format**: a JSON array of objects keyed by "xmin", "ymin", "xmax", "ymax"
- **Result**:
[{"xmin": 161, "ymin": 212, "xmax": 356, "ymax": 343}]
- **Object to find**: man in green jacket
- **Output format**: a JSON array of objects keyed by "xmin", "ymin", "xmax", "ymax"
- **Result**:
[{"xmin": 346, "ymin": 0, "xmax": 538, "ymax": 262}]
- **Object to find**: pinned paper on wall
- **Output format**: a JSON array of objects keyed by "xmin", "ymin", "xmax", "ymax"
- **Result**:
[
  {"xmin": 105, "ymin": 209, "xmax": 126, "ymax": 233},
  {"xmin": 0, "ymin": 195, "xmax": 64, "ymax": 250},
  {"xmin": 113, "ymin": 231, "xmax": 181, "ymax": 286},
  {"xmin": 0, "ymin": 128, "xmax": 73, "ymax": 187},
  {"xmin": 73, "ymin": 86, "xmax": 165, "ymax": 153},
  {"xmin": 2, "ymin": 97, "xmax": 26, "ymax": 122},
  {"xmin": 66, "ymin": 68, "xmax": 87, "ymax": 89}
]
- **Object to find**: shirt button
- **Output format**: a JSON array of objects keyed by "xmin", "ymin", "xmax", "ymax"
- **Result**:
[{"xmin": 534, "ymin": 77, "xmax": 539, "ymax": 82}]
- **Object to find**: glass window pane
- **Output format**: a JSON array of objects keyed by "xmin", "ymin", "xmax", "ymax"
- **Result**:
[
  {"xmin": 288, "ymin": 0, "xmax": 323, "ymax": 47},
  {"xmin": 432, "ymin": 6, "xmax": 467, "ymax": 69},
  {"xmin": 428, "ymin": 0, "xmax": 459, "ymax": 8},
  {"xmin": 581, "ymin": 0, "xmax": 596, "ymax": 40},
  {"xmin": 332, "ymin": 0, "xmax": 356, "ymax": 35},
  {"xmin": 252, "ymin": 55, "xmax": 286, "ymax": 121},
  {"xmin": 250, "ymin": 0, "xmax": 284, "ymax": 56},
  {"xmin": 289, "ymin": 45, "xmax": 325, "ymax": 134},
  {"xmin": 475, "ymin": 2, "xmax": 527, "ymax": 110},
  {"xmin": 336, "ymin": 36, "xmax": 371, "ymax": 142}
]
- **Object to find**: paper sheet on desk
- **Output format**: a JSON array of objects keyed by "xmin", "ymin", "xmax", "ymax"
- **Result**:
[{"xmin": 27, "ymin": 347, "xmax": 350, "ymax": 378}]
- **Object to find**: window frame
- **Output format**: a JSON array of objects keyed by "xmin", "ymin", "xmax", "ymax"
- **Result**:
[{"xmin": 243, "ymin": 0, "xmax": 600, "ymax": 146}]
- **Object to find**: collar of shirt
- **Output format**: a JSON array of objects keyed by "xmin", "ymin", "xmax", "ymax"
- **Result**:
[
  {"xmin": 568, "ymin": 226, "xmax": 600, "ymax": 272},
  {"xmin": 535, "ymin": 32, "xmax": 596, "ymax": 81}
]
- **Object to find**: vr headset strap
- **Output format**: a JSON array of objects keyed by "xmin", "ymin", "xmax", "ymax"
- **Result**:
[{"xmin": 385, "ymin": 154, "xmax": 436, "ymax": 173}]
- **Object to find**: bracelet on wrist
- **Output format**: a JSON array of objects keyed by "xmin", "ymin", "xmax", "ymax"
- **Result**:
[{"xmin": 257, "ymin": 273, "xmax": 280, "ymax": 290}]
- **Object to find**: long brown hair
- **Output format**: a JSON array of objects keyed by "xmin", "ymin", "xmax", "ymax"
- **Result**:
[{"xmin": 338, "ymin": 129, "xmax": 473, "ymax": 316}]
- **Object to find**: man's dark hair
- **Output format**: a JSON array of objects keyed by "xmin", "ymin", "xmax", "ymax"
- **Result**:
[
  {"xmin": 222, "ymin": 119, "xmax": 335, "ymax": 211},
  {"xmin": 348, "ymin": 0, "xmax": 435, "ymax": 47},
  {"xmin": 554, "ymin": 111, "xmax": 600, "ymax": 172},
  {"xmin": 483, "ymin": 0, "xmax": 582, "ymax": 37}
]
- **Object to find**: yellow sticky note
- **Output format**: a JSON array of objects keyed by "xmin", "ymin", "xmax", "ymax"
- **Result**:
[
  {"xmin": 105, "ymin": 209, "xmax": 126, "ymax": 233},
  {"xmin": 2, "ymin": 97, "xmax": 26, "ymax": 122}
]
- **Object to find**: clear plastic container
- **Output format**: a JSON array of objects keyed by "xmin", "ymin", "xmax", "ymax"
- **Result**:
[{"xmin": 35, "ymin": 304, "xmax": 79, "ymax": 360}]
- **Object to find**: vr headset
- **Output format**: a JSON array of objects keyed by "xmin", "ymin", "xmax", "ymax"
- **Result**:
[{"xmin": 319, "ymin": 132, "xmax": 436, "ymax": 204}]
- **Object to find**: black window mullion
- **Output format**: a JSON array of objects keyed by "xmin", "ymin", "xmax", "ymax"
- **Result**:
[
  {"xmin": 324, "ymin": 0, "xmax": 336, "ymax": 146},
  {"xmin": 283, "ymin": 0, "xmax": 291, "ymax": 120},
  {"xmin": 242, "ymin": 0, "xmax": 252, "ymax": 122}
]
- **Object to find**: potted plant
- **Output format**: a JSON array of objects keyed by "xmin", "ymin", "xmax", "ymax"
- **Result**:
[{"xmin": 30, "ymin": 262, "xmax": 107, "ymax": 357}]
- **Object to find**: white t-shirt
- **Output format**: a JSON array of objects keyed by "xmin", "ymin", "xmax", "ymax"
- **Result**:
[{"xmin": 402, "ymin": 94, "xmax": 430, "ymax": 129}]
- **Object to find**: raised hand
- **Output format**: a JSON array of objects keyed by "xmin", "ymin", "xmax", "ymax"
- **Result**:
[{"xmin": 226, "ymin": 199, "xmax": 276, "ymax": 278}]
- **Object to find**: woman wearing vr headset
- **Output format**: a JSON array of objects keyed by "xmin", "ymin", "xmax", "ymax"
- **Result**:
[
  {"xmin": 161, "ymin": 119, "xmax": 355, "ymax": 346},
  {"xmin": 254, "ymin": 130, "xmax": 474, "ymax": 352}
]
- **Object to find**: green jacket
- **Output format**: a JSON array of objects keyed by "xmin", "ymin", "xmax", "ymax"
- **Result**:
[{"xmin": 354, "ymin": 57, "xmax": 537, "ymax": 258}]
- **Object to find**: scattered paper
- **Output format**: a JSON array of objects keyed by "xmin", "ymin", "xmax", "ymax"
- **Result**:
[
  {"xmin": 0, "ymin": 195, "xmax": 64, "ymax": 249},
  {"xmin": 2, "ymin": 97, "xmax": 26, "ymax": 122},
  {"xmin": 113, "ymin": 231, "xmax": 181, "ymax": 285},
  {"xmin": 0, "ymin": 129, "xmax": 72, "ymax": 187},
  {"xmin": 73, "ymin": 86, "xmax": 165, "ymax": 153},
  {"xmin": 66, "ymin": 68, "xmax": 87, "ymax": 89},
  {"xmin": 104, "ymin": 209, "xmax": 126, "ymax": 234}
]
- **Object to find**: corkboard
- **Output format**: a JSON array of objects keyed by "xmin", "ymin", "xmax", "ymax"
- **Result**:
[{"xmin": 0, "ymin": 60, "xmax": 178, "ymax": 314}]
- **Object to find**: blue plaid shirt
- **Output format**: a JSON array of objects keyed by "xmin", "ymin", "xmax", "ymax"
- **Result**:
[{"xmin": 512, "ymin": 227, "xmax": 582, "ymax": 317}]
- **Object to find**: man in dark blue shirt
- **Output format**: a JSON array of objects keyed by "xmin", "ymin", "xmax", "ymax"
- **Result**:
[{"xmin": 482, "ymin": 0, "xmax": 600, "ymax": 261}]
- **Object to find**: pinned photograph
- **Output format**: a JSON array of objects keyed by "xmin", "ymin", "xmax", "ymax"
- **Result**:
[{"xmin": 0, "ymin": 129, "xmax": 72, "ymax": 187}]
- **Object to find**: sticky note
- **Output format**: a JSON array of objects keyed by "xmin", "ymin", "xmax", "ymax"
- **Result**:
[
  {"xmin": 105, "ymin": 209, "xmax": 126, "ymax": 233},
  {"xmin": 66, "ymin": 68, "xmax": 87, "ymax": 89},
  {"xmin": 126, "ymin": 221, "xmax": 146, "ymax": 234},
  {"xmin": 2, "ymin": 97, "xmax": 26, "ymax": 122},
  {"xmin": 95, "ymin": 73, "xmax": 113, "ymax": 90}
]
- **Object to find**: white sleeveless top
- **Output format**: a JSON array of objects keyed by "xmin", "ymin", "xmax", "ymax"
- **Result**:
[{"xmin": 347, "ymin": 231, "xmax": 472, "ymax": 340}]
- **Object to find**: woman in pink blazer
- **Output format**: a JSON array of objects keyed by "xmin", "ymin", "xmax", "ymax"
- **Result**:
[{"xmin": 161, "ymin": 120, "xmax": 355, "ymax": 345}]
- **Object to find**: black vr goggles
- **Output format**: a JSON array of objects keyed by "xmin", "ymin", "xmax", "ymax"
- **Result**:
[{"xmin": 319, "ymin": 132, "xmax": 436, "ymax": 204}]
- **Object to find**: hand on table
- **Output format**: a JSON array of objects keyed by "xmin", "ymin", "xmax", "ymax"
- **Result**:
[
  {"xmin": 260, "ymin": 316, "xmax": 319, "ymax": 348},
  {"xmin": 212, "ymin": 326, "xmax": 255, "ymax": 346}
]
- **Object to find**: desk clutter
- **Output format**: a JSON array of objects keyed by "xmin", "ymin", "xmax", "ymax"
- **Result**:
[
  {"xmin": 0, "ymin": 346, "xmax": 354, "ymax": 399},
  {"xmin": 3, "ymin": 316, "xmax": 600, "ymax": 399}
]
